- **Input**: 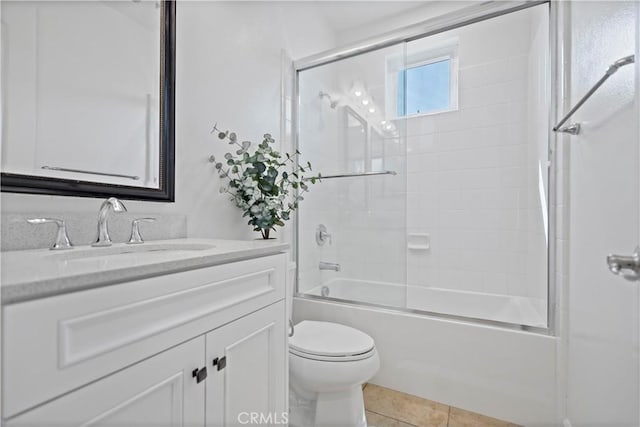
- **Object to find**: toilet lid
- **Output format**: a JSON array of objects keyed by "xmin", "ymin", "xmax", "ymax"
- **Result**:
[{"xmin": 289, "ymin": 321, "xmax": 375, "ymax": 357}]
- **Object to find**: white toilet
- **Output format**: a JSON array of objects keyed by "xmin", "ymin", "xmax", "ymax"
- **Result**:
[{"xmin": 287, "ymin": 264, "xmax": 380, "ymax": 427}]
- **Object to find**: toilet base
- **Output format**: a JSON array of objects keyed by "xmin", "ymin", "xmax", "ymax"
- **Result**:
[{"xmin": 290, "ymin": 383, "xmax": 367, "ymax": 427}]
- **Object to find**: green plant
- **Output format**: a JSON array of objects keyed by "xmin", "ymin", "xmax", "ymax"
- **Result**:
[{"xmin": 210, "ymin": 124, "xmax": 320, "ymax": 239}]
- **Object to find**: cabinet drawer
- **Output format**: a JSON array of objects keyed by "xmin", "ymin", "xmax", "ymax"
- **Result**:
[{"xmin": 2, "ymin": 253, "xmax": 286, "ymax": 419}]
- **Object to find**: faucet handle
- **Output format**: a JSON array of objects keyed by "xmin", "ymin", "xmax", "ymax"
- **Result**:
[
  {"xmin": 27, "ymin": 218, "xmax": 73, "ymax": 250},
  {"xmin": 128, "ymin": 217, "xmax": 156, "ymax": 244},
  {"xmin": 316, "ymin": 224, "xmax": 332, "ymax": 246}
]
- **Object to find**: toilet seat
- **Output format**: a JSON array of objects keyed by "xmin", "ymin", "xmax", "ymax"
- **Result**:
[{"xmin": 289, "ymin": 321, "xmax": 376, "ymax": 361}]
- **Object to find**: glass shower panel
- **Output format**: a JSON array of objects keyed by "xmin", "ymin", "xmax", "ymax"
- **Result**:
[
  {"xmin": 296, "ymin": 3, "xmax": 549, "ymax": 329},
  {"xmin": 402, "ymin": 4, "xmax": 550, "ymax": 327},
  {"xmin": 297, "ymin": 43, "xmax": 408, "ymax": 308}
]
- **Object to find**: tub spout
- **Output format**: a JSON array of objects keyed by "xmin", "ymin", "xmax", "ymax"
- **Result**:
[{"xmin": 319, "ymin": 261, "xmax": 341, "ymax": 272}]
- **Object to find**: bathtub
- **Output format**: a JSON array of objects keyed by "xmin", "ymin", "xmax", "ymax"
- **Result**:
[
  {"xmin": 304, "ymin": 278, "xmax": 547, "ymax": 328},
  {"xmin": 293, "ymin": 279, "xmax": 557, "ymax": 425}
]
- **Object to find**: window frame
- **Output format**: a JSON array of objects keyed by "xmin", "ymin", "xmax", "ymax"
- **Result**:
[{"xmin": 385, "ymin": 43, "xmax": 459, "ymax": 120}]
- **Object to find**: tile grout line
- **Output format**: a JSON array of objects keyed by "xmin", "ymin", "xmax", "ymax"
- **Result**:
[
  {"xmin": 366, "ymin": 384, "xmax": 516, "ymax": 427},
  {"xmin": 364, "ymin": 408, "xmax": 420, "ymax": 427}
]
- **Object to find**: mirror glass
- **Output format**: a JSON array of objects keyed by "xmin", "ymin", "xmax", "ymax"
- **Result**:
[{"xmin": 1, "ymin": 0, "xmax": 174, "ymax": 200}]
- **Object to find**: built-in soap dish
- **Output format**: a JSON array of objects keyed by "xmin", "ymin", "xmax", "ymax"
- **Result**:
[{"xmin": 407, "ymin": 233, "xmax": 430, "ymax": 251}]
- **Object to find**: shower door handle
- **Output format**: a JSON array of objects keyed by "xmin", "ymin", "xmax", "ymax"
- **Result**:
[{"xmin": 606, "ymin": 246, "xmax": 640, "ymax": 281}]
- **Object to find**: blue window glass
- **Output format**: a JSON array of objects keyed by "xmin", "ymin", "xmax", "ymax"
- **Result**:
[{"xmin": 397, "ymin": 59, "xmax": 451, "ymax": 116}]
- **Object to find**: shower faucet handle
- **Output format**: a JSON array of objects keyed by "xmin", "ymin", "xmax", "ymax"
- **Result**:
[{"xmin": 316, "ymin": 224, "xmax": 332, "ymax": 246}]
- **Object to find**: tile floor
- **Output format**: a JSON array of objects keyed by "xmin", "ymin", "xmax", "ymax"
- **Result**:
[{"xmin": 364, "ymin": 384, "xmax": 520, "ymax": 427}]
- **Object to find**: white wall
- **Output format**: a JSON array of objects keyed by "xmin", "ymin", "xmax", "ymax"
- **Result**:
[
  {"xmin": 0, "ymin": 1, "xmax": 336, "ymax": 241},
  {"xmin": 562, "ymin": 1, "xmax": 639, "ymax": 426},
  {"xmin": 335, "ymin": 1, "xmax": 471, "ymax": 46}
]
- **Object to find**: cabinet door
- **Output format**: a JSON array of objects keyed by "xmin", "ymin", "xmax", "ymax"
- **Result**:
[
  {"xmin": 205, "ymin": 301, "xmax": 287, "ymax": 427},
  {"xmin": 6, "ymin": 336, "xmax": 206, "ymax": 427}
]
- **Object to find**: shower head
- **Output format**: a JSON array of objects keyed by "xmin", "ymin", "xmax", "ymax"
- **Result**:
[{"xmin": 319, "ymin": 91, "xmax": 339, "ymax": 109}]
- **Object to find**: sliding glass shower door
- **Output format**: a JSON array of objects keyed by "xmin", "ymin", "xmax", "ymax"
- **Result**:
[
  {"xmin": 296, "ymin": 43, "xmax": 408, "ymax": 307},
  {"xmin": 296, "ymin": 3, "xmax": 550, "ymax": 329}
]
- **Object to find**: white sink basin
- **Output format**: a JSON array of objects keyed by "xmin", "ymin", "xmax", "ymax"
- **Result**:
[{"xmin": 50, "ymin": 242, "xmax": 217, "ymax": 261}]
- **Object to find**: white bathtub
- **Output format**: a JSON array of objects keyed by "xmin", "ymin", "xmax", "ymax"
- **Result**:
[
  {"xmin": 294, "ymin": 279, "xmax": 557, "ymax": 425},
  {"xmin": 305, "ymin": 278, "xmax": 547, "ymax": 328}
]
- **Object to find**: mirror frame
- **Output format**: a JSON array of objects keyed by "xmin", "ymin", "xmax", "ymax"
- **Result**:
[{"xmin": 1, "ymin": 1, "xmax": 176, "ymax": 202}]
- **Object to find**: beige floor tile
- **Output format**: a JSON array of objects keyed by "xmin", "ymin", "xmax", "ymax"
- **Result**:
[
  {"xmin": 363, "ymin": 384, "xmax": 449, "ymax": 427},
  {"xmin": 365, "ymin": 411, "xmax": 416, "ymax": 427},
  {"xmin": 448, "ymin": 407, "xmax": 520, "ymax": 427}
]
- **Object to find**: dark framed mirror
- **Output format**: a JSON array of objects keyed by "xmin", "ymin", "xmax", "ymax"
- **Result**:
[{"xmin": 1, "ymin": 0, "xmax": 175, "ymax": 202}]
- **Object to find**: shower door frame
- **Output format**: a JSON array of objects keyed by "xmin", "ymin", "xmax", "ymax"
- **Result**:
[{"xmin": 292, "ymin": 0, "xmax": 560, "ymax": 335}]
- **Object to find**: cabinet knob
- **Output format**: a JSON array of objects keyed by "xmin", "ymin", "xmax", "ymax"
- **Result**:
[
  {"xmin": 212, "ymin": 356, "xmax": 227, "ymax": 371},
  {"xmin": 192, "ymin": 367, "xmax": 208, "ymax": 383}
]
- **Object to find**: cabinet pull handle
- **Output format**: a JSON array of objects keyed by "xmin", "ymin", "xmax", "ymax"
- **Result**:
[
  {"xmin": 192, "ymin": 367, "xmax": 208, "ymax": 383},
  {"xmin": 212, "ymin": 356, "xmax": 227, "ymax": 371}
]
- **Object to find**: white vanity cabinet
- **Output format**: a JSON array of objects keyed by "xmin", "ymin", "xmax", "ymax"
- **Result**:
[
  {"xmin": 6, "ymin": 336, "xmax": 207, "ymax": 426},
  {"xmin": 206, "ymin": 302, "xmax": 287, "ymax": 426},
  {"xmin": 2, "ymin": 251, "xmax": 288, "ymax": 426}
]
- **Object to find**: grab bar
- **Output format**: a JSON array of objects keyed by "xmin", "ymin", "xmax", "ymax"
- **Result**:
[
  {"xmin": 306, "ymin": 170, "xmax": 397, "ymax": 181},
  {"xmin": 553, "ymin": 54, "xmax": 635, "ymax": 135},
  {"xmin": 41, "ymin": 166, "xmax": 140, "ymax": 181}
]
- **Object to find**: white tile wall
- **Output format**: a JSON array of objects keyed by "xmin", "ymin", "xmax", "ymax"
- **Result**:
[
  {"xmin": 297, "ymin": 5, "xmax": 549, "ymax": 314},
  {"xmin": 404, "ymin": 6, "xmax": 549, "ymax": 301}
]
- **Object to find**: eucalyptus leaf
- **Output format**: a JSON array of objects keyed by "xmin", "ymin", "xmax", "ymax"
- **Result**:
[{"xmin": 212, "ymin": 125, "xmax": 320, "ymax": 239}]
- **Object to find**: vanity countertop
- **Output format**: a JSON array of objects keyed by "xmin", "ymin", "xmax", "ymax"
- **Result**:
[{"xmin": 1, "ymin": 238, "xmax": 289, "ymax": 305}]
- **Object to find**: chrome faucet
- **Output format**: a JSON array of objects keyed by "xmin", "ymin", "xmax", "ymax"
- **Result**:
[
  {"xmin": 93, "ymin": 197, "xmax": 127, "ymax": 247},
  {"xmin": 319, "ymin": 261, "xmax": 340, "ymax": 272},
  {"xmin": 26, "ymin": 218, "xmax": 73, "ymax": 250}
]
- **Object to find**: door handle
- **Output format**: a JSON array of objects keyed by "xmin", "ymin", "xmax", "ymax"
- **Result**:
[{"xmin": 606, "ymin": 246, "xmax": 640, "ymax": 281}]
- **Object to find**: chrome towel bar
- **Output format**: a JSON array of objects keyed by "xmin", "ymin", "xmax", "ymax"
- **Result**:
[
  {"xmin": 305, "ymin": 170, "xmax": 397, "ymax": 181},
  {"xmin": 553, "ymin": 54, "xmax": 635, "ymax": 135}
]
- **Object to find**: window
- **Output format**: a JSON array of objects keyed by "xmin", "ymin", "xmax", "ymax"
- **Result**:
[
  {"xmin": 386, "ymin": 43, "xmax": 458, "ymax": 118},
  {"xmin": 397, "ymin": 59, "xmax": 451, "ymax": 116}
]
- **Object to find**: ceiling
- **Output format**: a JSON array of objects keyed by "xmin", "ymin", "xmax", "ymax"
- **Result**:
[{"xmin": 313, "ymin": 1, "xmax": 433, "ymax": 33}]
